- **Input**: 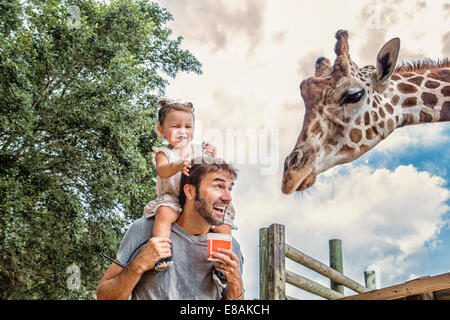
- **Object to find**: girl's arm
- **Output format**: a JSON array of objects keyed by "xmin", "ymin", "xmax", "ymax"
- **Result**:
[{"xmin": 155, "ymin": 152, "xmax": 191, "ymax": 178}]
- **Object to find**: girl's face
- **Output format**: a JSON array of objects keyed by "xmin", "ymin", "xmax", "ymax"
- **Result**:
[{"xmin": 158, "ymin": 110, "xmax": 194, "ymax": 147}]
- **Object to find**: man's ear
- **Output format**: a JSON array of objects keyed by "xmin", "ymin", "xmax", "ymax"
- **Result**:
[
  {"xmin": 183, "ymin": 184, "xmax": 195, "ymax": 201},
  {"xmin": 373, "ymin": 38, "xmax": 400, "ymax": 93}
]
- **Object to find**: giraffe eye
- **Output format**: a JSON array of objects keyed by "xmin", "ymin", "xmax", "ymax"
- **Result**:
[{"xmin": 340, "ymin": 88, "xmax": 365, "ymax": 106}]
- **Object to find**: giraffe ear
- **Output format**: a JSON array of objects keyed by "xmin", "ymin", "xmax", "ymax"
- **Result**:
[{"xmin": 375, "ymin": 38, "xmax": 400, "ymax": 82}]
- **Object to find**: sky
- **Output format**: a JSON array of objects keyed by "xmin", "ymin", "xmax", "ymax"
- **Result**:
[{"xmin": 155, "ymin": 0, "xmax": 450, "ymax": 299}]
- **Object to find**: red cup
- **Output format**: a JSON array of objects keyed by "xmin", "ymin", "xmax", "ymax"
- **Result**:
[{"xmin": 207, "ymin": 233, "xmax": 232, "ymax": 261}]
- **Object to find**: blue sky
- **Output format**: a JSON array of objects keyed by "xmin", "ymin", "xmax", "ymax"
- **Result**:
[
  {"xmin": 359, "ymin": 125, "xmax": 450, "ymax": 276},
  {"xmin": 157, "ymin": 0, "xmax": 449, "ymax": 299}
]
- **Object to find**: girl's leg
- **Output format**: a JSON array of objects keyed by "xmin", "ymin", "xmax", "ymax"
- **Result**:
[
  {"xmin": 153, "ymin": 206, "xmax": 179, "ymax": 238},
  {"xmin": 153, "ymin": 206, "xmax": 179, "ymax": 271}
]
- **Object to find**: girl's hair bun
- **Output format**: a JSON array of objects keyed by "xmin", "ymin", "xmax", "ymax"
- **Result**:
[{"xmin": 158, "ymin": 99, "xmax": 171, "ymax": 108}]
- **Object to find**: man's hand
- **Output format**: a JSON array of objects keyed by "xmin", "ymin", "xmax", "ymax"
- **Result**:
[
  {"xmin": 132, "ymin": 237, "xmax": 172, "ymax": 274},
  {"xmin": 212, "ymin": 248, "xmax": 244, "ymax": 300}
]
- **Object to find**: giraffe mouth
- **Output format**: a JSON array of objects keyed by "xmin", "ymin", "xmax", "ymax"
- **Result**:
[{"xmin": 281, "ymin": 165, "xmax": 316, "ymax": 194}]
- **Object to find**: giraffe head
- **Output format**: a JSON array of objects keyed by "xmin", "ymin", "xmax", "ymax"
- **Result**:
[{"xmin": 282, "ymin": 30, "xmax": 401, "ymax": 194}]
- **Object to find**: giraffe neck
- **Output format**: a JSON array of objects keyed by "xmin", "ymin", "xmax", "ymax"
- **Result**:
[{"xmin": 383, "ymin": 67, "xmax": 450, "ymax": 128}]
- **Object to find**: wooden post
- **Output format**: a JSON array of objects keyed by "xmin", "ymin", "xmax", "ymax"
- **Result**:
[
  {"xmin": 268, "ymin": 223, "xmax": 286, "ymax": 300},
  {"xmin": 259, "ymin": 227, "xmax": 269, "ymax": 299},
  {"xmin": 259, "ymin": 224, "xmax": 286, "ymax": 300},
  {"xmin": 364, "ymin": 271, "xmax": 377, "ymax": 290},
  {"xmin": 329, "ymin": 239, "xmax": 344, "ymax": 294}
]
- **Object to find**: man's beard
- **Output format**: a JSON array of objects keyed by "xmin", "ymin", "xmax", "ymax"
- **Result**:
[{"xmin": 194, "ymin": 196, "xmax": 226, "ymax": 226}]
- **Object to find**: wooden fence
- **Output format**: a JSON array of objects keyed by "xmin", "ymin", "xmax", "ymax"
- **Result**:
[
  {"xmin": 259, "ymin": 223, "xmax": 450, "ymax": 300},
  {"xmin": 259, "ymin": 223, "xmax": 370, "ymax": 300}
]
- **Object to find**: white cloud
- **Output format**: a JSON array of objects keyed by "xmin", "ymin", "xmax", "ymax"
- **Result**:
[{"xmin": 373, "ymin": 123, "xmax": 449, "ymax": 153}]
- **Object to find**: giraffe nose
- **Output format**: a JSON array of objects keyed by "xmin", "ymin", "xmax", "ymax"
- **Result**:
[{"xmin": 284, "ymin": 149, "xmax": 303, "ymax": 171}]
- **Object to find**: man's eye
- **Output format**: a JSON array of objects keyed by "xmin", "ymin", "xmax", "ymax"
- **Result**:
[{"xmin": 340, "ymin": 88, "xmax": 365, "ymax": 106}]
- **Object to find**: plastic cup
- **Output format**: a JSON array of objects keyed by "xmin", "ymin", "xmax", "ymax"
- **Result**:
[{"xmin": 207, "ymin": 233, "xmax": 232, "ymax": 261}]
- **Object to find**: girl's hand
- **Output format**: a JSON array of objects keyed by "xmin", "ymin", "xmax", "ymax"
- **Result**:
[
  {"xmin": 175, "ymin": 159, "xmax": 192, "ymax": 176},
  {"xmin": 202, "ymin": 142, "xmax": 216, "ymax": 157}
]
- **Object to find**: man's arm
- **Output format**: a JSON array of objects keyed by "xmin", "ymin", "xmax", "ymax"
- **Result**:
[
  {"xmin": 96, "ymin": 260, "xmax": 144, "ymax": 300},
  {"xmin": 96, "ymin": 237, "xmax": 172, "ymax": 300}
]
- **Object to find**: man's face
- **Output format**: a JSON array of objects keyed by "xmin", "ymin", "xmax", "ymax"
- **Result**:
[{"xmin": 194, "ymin": 170, "xmax": 234, "ymax": 226}]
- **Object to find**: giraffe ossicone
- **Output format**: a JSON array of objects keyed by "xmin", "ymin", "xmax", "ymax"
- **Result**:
[{"xmin": 282, "ymin": 30, "xmax": 450, "ymax": 195}]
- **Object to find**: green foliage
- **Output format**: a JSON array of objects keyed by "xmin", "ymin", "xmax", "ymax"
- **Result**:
[{"xmin": 0, "ymin": 0, "xmax": 201, "ymax": 299}]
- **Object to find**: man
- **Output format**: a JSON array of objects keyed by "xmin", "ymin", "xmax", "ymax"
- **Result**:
[{"xmin": 96, "ymin": 156, "xmax": 244, "ymax": 300}]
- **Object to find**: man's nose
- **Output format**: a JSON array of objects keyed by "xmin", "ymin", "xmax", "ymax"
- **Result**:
[{"xmin": 221, "ymin": 189, "xmax": 232, "ymax": 202}]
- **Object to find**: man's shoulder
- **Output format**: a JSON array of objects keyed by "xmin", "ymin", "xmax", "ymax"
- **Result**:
[{"xmin": 125, "ymin": 217, "xmax": 154, "ymax": 239}]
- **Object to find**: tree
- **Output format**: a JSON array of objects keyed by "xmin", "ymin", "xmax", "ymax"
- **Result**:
[{"xmin": 0, "ymin": 0, "xmax": 201, "ymax": 299}]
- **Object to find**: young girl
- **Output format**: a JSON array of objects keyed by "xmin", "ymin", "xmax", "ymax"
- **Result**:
[{"xmin": 143, "ymin": 100, "xmax": 238, "ymax": 283}]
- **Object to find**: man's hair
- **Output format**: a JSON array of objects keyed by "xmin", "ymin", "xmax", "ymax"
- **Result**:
[
  {"xmin": 157, "ymin": 99, "xmax": 195, "ymax": 126},
  {"xmin": 179, "ymin": 156, "xmax": 238, "ymax": 207}
]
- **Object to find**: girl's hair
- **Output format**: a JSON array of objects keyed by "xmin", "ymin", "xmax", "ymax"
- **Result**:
[{"xmin": 157, "ymin": 99, "xmax": 195, "ymax": 126}]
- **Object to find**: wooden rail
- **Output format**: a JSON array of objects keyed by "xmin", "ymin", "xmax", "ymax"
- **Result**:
[
  {"xmin": 259, "ymin": 223, "xmax": 450, "ymax": 300},
  {"xmin": 259, "ymin": 223, "xmax": 368, "ymax": 300},
  {"xmin": 341, "ymin": 273, "xmax": 450, "ymax": 300}
]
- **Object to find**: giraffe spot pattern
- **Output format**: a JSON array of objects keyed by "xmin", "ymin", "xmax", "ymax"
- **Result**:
[
  {"xmin": 379, "ymin": 107, "xmax": 386, "ymax": 118},
  {"xmin": 400, "ymin": 72, "xmax": 415, "ymax": 78},
  {"xmin": 373, "ymin": 95, "xmax": 381, "ymax": 104},
  {"xmin": 311, "ymin": 121, "xmax": 323, "ymax": 137},
  {"xmin": 365, "ymin": 126, "xmax": 378, "ymax": 140},
  {"xmin": 391, "ymin": 74, "xmax": 401, "ymax": 81},
  {"xmin": 398, "ymin": 83, "xmax": 418, "ymax": 94},
  {"xmin": 338, "ymin": 144, "xmax": 354, "ymax": 156},
  {"xmin": 441, "ymin": 86, "xmax": 450, "ymax": 97},
  {"xmin": 419, "ymin": 111, "xmax": 433, "ymax": 122},
  {"xmin": 424, "ymin": 80, "xmax": 440, "ymax": 89},
  {"xmin": 402, "ymin": 97, "xmax": 417, "ymax": 108},
  {"xmin": 401, "ymin": 113, "xmax": 415, "ymax": 126},
  {"xmin": 385, "ymin": 103, "xmax": 394, "ymax": 114},
  {"xmin": 364, "ymin": 112, "xmax": 370, "ymax": 125},
  {"xmin": 359, "ymin": 144, "xmax": 370, "ymax": 154},
  {"xmin": 349, "ymin": 128, "xmax": 362, "ymax": 143},
  {"xmin": 372, "ymin": 101, "xmax": 378, "ymax": 109},
  {"xmin": 391, "ymin": 95, "xmax": 400, "ymax": 106},
  {"xmin": 441, "ymin": 101, "xmax": 450, "ymax": 121},
  {"xmin": 371, "ymin": 111, "xmax": 379, "ymax": 121},
  {"xmin": 407, "ymin": 76, "xmax": 424, "ymax": 86},
  {"xmin": 421, "ymin": 92, "xmax": 438, "ymax": 108},
  {"xmin": 428, "ymin": 69, "xmax": 450, "ymax": 82},
  {"xmin": 387, "ymin": 119, "xmax": 395, "ymax": 132}
]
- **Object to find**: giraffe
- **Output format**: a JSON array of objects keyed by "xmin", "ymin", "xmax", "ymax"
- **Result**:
[{"xmin": 281, "ymin": 30, "xmax": 450, "ymax": 195}]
